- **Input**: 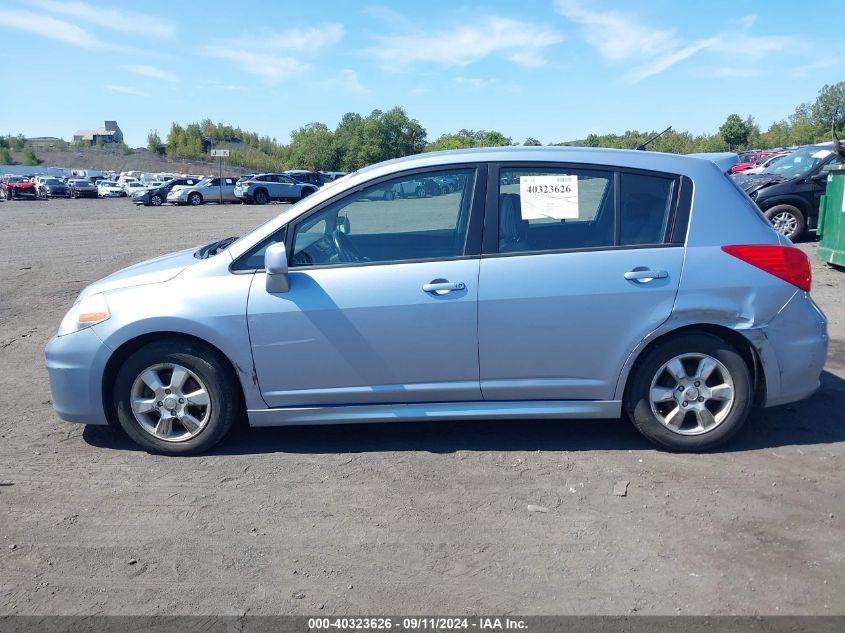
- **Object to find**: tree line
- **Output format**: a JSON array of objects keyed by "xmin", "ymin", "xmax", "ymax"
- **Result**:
[{"xmin": 146, "ymin": 82, "xmax": 843, "ymax": 172}]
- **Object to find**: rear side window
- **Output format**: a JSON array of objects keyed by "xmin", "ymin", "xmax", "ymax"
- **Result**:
[
  {"xmin": 499, "ymin": 167, "xmax": 614, "ymax": 253},
  {"xmin": 498, "ymin": 167, "xmax": 677, "ymax": 254}
]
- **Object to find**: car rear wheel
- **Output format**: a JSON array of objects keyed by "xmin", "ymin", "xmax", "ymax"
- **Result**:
[
  {"xmin": 300, "ymin": 188, "xmax": 313, "ymax": 200},
  {"xmin": 150, "ymin": 194, "xmax": 163, "ymax": 206},
  {"xmin": 113, "ymin": 340, "xmax": 241, "ymax": 455},
  {"xmin": 765, "ymin": 205, "xmax": 805, "ymax": 242},
  {"xmin": 415, "ymin": 185, "xmax": 425, "ymax": 198},
  {"xmin": 254, "ymin": 190, "xmax": 268, "ymax": 205},
  {"xmin": 625, "ymin": 333, "xmax": 752, "ymax": 451},
  {"xmin": 188, "ymin": 192, "xmax": 202, "ymax": 206}
]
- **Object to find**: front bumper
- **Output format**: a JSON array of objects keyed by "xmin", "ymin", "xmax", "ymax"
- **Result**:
[
  {"xmin": 45, "ymin": 327, "xmax": 112, "ymax": 425},
  {"xmin": 45, "ymin": 190, "xmax": 71, "ymax": 198},
  {"xmin": 74, "ymin": 190, "xmax": 98, "ymax": 197}
]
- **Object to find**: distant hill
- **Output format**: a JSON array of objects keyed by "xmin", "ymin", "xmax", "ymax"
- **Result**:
[{"xmin": 4, "ymin": 145, "xmax": 253, "ymax": 176}]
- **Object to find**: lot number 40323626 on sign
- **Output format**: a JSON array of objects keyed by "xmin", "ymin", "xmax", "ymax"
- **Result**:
[{"xmin": 519, "ymin": 175, "xmax": 579, "ymax": 220}]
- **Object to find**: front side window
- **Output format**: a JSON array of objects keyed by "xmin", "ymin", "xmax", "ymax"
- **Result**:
[
  {"xmin": 291, "ymin": 168, "xmax": 476, "ymax": 267},
  {"xmin": 498, "ymin": 167, "xmax": 676, "ymax": 253}
]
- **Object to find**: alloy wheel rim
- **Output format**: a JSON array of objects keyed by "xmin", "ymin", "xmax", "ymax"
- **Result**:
[
  {"xmin": 771, "ymin": 212, "xmax": 797, "ymax": 236},
  {"xmin": 649, "ymin": 353, "xmax": 735, "ymax": 435},
  {"xmin": 129, "ymin": 363, "xmax": 211, "ymax": 442}
]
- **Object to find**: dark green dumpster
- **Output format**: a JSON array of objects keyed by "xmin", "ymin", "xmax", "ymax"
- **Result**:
[{"xmin": 818, "ymin": 164, "xmax": 845, "ymax": 267}]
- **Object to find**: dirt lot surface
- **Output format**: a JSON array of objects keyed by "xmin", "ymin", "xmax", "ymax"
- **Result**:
[{"xmin": 0, "ymin": 197, "xmax": 843, "ymax": 616}]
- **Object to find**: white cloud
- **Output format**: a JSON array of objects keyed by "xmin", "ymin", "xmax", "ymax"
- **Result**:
[
  {"xmin": 263, "ymin": 23, "xmax": 344, "ymax": 51},
  {"xmin": 318, "ymin": 69, "xmax": 369, "ymax": 96},
  {"xmin": 367, "ymin": 16, "xmax": 564, "ymax": 70},
  {"xmin": 555, "ymin": 2, "xmax": 793, "ymax": 83},
  {"xmin": 554, "ymin": 0, "xmax": 675, "ymax": 61},
  {"xmin": 201, "ymin": 23, "xmax": 342, "ymax": 82},
  {"xmin": 454, "ymin": 76, "xmax": 497, "ymax": 89},
  {"xmin": 791, "ymin": 57, "xmax": 840, "ymax": 78},
  {"xmin": 106, "ymin": 84, "xmax": 149, "ymax": 97},
  {"xmin": 124, "ymin": 64, "xmax": 177, "ymax": 83},
  {"xmin": 0, "ymin": 9, "xmax": 101, "ymax": 48},
  {"xmin": 202, "ymin": 47, "xmax": 304, "ymax": 82},
  {"xmin": 29, "ymin": 0, "xmax": 176, "ymax": 38}
]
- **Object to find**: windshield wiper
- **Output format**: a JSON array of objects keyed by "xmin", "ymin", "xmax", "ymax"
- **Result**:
[{"xmin": 194, "ymin": 236, "xmax": 239, "ymax": 259}]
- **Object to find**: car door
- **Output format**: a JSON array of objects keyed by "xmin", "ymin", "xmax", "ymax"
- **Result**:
[
  {"xmin": 244, "ymin": 165, "xmax": 485, "ymax": 408},
  {"xmin": 478, "ymin": 163, "xmax": 688, "ymax": 402},
  {"xmin": 275, "ymin": 175, "xmax": 300, "ymax": 200}
]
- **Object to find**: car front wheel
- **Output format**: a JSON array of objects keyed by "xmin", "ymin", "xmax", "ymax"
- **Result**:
[
  {"xmin": 188, "ymin": 193, "xmax": 202, "ymax": 206},
  {"xmin": 150, "ymin": 194, "xmax": 163, "ymax": 206},
  {"xmin": 625, "ymin": 333, "xmax": 752, "ymax": 451},
  {"xmin": 113, "ymin": 340, "xmax": 240, "ymax": 454}
]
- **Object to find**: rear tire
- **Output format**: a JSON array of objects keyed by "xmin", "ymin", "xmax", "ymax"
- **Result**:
[
  {"xmin": 254, "ymin": 190, "xmax": 268, "ymax": 205},
  {"xmin": 765, "ymin": 205, "xmax": 805, "ymax": 242},
  {"xmin": 113, "ymin": 340, "xmax": 241, "ymax": 455},
  {"xmin": 415, "ymin": 185, "xmax": 425, "ymax": 198},
  {"xmin": 625, "ymin": 333, "xmax": 752, "ymax": 451}
]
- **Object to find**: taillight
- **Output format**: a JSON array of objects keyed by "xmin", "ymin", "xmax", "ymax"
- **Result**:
[
  {"xmin": 722, "ymin": 245, "xmax": 811, "ymax": 292},
  {"xmin": 243, "ymin": 181, "xmax": 252, "ymax": 186}
]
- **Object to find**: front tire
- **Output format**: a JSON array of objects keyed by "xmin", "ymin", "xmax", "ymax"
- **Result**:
[
  {"xmin": 188, "ymin": 192, "xmax": 202, "ymax": 206},
  {"xmin": 765, "ymin": 204, "xmax": 805, "ymax": 242},
  {"xmin": 150, "ymin": 194, "xmax": 163, "ymax": 206},
  {"xmin": 113, "ymin": 340, "xmax": 240, "ymax": 455},
  {"xmin": 625, "ymin": 333, "xmax": 752, "ymax": 451}
]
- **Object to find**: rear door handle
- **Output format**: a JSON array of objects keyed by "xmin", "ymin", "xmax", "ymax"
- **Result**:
[
  {"xmin": 624, "ymin": 269, "xmax": 668, "ymax": 282},
  {"xmin": 423, "ymin": 280, "xmax": 466, "ymax": 295}
]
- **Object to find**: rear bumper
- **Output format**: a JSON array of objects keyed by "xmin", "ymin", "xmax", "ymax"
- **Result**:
[
  {"xmin": 756, "ymin": 292, "xmax": 828, "ymax": 407},
  {"xmin": 45, "ymin": 327, "xmax": 111, "ymax": 425}
]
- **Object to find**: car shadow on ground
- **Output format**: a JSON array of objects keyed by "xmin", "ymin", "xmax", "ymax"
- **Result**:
[{"xmin": 83, "ymin": 371, "xmax": 845, "ymax": 456}]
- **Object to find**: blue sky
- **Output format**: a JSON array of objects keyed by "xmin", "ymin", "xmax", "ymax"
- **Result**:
[{"xmin": 1, "ymin": 0, "xmax": 841, "ymax": 148}]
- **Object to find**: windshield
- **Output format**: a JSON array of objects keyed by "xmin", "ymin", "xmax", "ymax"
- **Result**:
[
  {"xmin": 762, "ymin": 146, "xmax": 833, "ymax": 177},
  {"xmin": 44, "ymin": 178, "xmax": 61, "ymax": 185}
]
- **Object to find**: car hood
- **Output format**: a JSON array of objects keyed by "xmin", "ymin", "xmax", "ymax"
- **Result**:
[
  {"xmin": 80, "ymin": 247, "xmax": 197, "ymax": 298},
  {"xmin": 732, "ymin": 173, "xmax": 787, "ymax": 195}
]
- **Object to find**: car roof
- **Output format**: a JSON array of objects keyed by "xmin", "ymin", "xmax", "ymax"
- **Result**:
[{"xmin": 350, "ymin": 146, "xmax": 730, "ymax": 181}]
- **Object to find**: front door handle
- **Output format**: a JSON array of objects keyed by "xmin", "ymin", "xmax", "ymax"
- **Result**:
[
  {"xmin": 624, "ymin": 269, "xmax": 668, "ymax": 282},
  {"xmin": 423, "ymin": 280, "xmax": 466, "ymax": 295}
]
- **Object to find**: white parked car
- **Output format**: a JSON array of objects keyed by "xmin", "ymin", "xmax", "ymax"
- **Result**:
[{"xmin": 98, "ymin": 181, "xmax": 127, "ymax": 197}]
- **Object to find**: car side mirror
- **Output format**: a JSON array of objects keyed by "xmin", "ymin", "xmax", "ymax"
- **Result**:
[
  {"xmin": 811, "ymin": 171, "xmax": 830, "ymax": 182},
  {"xmin": 265, "ymin": 242, "xmax": 289, "ymax": 293}
]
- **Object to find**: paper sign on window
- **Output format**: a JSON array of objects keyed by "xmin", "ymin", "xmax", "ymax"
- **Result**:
[{"xmin": 520, "ymin": 175, "xmax": 579, "ymax": 220}]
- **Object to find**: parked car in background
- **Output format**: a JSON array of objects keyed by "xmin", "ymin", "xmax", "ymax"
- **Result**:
[
  {"xmin": 729, "ymin": 151, "xmax": 787, "ymax": 174},
  {"xmin": 283, "ymin": 170, "xmax": 330, "ymax": 187},
  {"xmin": 98, "ymin": 181, "xmax": 127, "ymax": 197},
  {"xmin": 45, "ymin": 146, "xmax": 828, "ymax": 456},
  {"xmin": 741, "ymin": 153, "xmax": 790, "ymax": 175},
  {"xmin": 69, "ymin": 179, "xmax": 98, "ymax": 198},
  {"xmin": 320, "ymin": 171, "xmax": 348, "ymax": 181},
  {"xmin": 167, "ymin": 177, "xmax": 239, "ymax": 205},
  {"xmin": 133, "ymin": 177, "xmax": 204, "ymax": 206},
  {"xmin": 37, "ymin": 178, "xmax": 71, "ymax": 199},
  {"xmin": 235, "ymin": 173, "xmax": 318, "ymax": 204},
  {"xmin": 123, "ymin": 181, "xmax": 147, "ymax": 196},
  {"xmin": 2, "ymin": 175, "xmax": 38, "ymax": 199},
  {"xmin": 733, "ymin": 143, "xmax": 843, "ymax": 241}
]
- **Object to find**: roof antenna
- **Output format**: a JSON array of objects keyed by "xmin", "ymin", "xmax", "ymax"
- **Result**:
[{"xmin": 635, "ymin": 126, "xmax": 672, "ymax": 151}]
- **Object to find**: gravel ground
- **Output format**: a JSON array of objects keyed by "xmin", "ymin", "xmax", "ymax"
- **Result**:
[{"xmin": 0, "ymin": 197, "xmax": 843, "ymax": 616}]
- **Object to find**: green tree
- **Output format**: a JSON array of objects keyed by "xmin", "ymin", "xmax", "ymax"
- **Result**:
[
  {"xmin": 523, "ymin": 137, "xmax": 542, "ymax": 146},
  {"xmin": 719, "ymin": 114, "xmax": 749, "ymax": 150},
  {"xmin": 811, "ymin": 82, "xmax": 845, "ymax": 135},
  {"xmin": 21, "ymin": 144, "xmax": 38, "ymax": 165},
  {"xmin": 95, "ymin": 135, "xmax": 105, "ymax": 148},
  {"xmin": 147, "ymin": 130, "xmax": 165, "ymax": 156},
  {"xmin": 0, "ymin": 147, "xmax": 12, "ymax": 164}
]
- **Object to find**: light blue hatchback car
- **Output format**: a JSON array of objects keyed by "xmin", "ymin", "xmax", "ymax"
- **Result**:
[{"xmin": 45, "ymin": 147, "xmax": 829, "ymax": 454}]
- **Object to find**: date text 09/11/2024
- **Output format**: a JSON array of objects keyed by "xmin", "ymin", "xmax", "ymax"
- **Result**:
[{"xmin": 307, "ymin": 617, "xmax": 528, "ymax": 630}]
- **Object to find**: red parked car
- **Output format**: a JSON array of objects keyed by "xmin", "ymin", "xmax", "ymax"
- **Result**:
[
  {"xmin": 1, "ymin": 175, "xmax": 38, "ymax": 199},
  {"xmin": 729, "ymin": 151, "xmax": 786, "ymax": 174}
]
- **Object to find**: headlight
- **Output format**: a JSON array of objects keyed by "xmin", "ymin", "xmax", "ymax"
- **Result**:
[{"xmin": 57, "ymin": 293, "xmax": 110, "ymax": 336}]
